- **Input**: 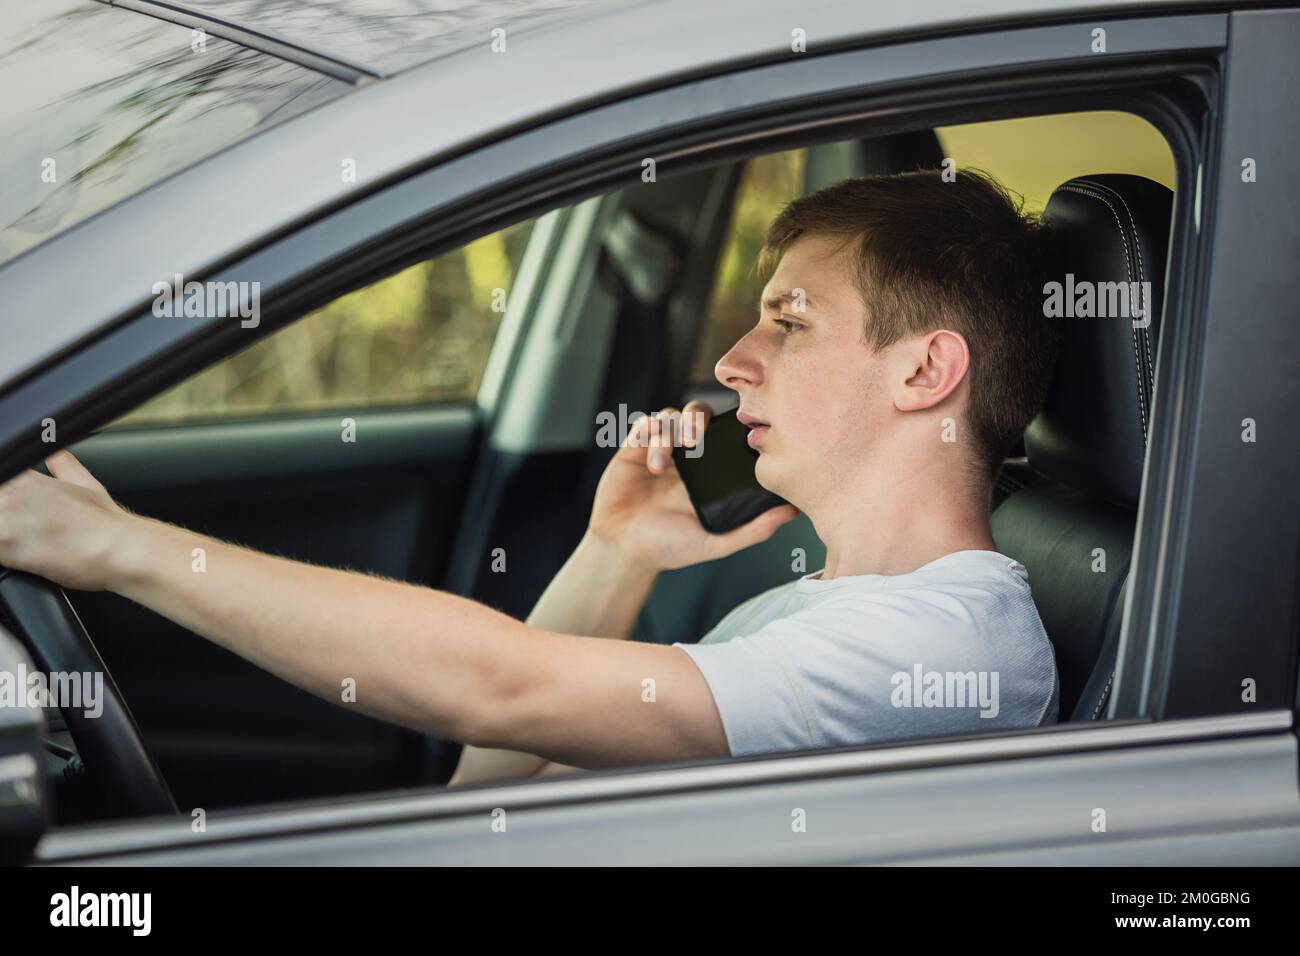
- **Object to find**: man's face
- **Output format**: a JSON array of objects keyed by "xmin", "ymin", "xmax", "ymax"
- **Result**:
[{"xmin": 713, "ymin": 234, "xmax": 893, "ymax": 507}]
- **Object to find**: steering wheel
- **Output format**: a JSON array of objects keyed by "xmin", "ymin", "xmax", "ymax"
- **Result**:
[{"xmin": 0, "ymin": 568, "xmax": 177, "ymax": 818}]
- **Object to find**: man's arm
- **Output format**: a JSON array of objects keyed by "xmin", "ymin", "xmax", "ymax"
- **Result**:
[
  {"xmin": 100, "ymin": 511, "xmax": 726, "ymax": 768},
  {"xmin": 448, "ymin": 531, "xmax": 660, "ymax": 785},
  {"xmin": 0, "ymin": 406, "xmax": 796, "ymax": 773}
]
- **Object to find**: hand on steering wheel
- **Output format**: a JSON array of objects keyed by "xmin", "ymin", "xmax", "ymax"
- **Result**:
[{"xmin": 0, "ymin": 453, "xmax": 175, "ymax": 818}]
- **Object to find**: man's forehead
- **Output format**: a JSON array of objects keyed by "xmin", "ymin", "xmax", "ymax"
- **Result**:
[
  {"xmin": 764, "ymin": 237, "xmax": 858, "ymax": 308},
  {"xmin": 761, "ymin": 287, "xmax": 818, "ymax": 311}
]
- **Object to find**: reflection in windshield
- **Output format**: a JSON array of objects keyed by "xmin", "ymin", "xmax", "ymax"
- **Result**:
[
  {"xmin": 0, "ymin": 1, "xmax": 345, "ymax": 267},
  {"xmin": 182, "ymin": 0, "xmax": 614, "ymax": 74}
]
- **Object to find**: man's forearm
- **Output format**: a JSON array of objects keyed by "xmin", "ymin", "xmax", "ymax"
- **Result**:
[
  {"xmin": 449, "ymin": 531, "xmax": 659, "ymax": 785},
  {"xmin": 525, "ymin": 532, "xmax": 660, "ymax": 639},
  {"xmin": 109, "ymin": 514, "xmax": 527, "ymax": 745}
]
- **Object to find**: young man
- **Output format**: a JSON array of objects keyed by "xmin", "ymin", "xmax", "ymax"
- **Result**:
[{"xmin": 0, "ymin": 169, "xmax": 1061, "ymax": 789}]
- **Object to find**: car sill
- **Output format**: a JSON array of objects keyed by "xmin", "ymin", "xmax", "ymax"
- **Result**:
[{"xmin": 32, "ymin": 709, "xmax": 1295, "ymax": 864}]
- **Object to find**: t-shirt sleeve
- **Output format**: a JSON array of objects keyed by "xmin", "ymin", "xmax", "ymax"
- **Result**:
[
  {"xmin": 673, "ymin": 590, "xmax": 1026, "ymax": 757},
  {"xmin": 674, "ymin": 600, "xmax": 899, "ymax": 757},
  {"xmin": 676, "ymin": 632, "xmax": 823, "ymax": 756}
]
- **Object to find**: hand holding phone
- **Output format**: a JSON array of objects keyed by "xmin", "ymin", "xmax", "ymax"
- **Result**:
[
  {"xmin": 671, "ymin": 406, "xmax": 791, "ymax": 534},
  {"xmin": 585, "ymin": 402, "xmax": 798, "ymax": 572}
]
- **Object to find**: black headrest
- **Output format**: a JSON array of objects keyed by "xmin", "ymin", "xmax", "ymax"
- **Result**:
[{"xmin": 1026, "ymin": 175, "xmax": 1173, "ymax": 508}]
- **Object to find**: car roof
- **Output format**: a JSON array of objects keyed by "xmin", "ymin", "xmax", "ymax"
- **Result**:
[{"xmin": 2, "ymin": 0, "xmax": 1224, "ymax": 390}]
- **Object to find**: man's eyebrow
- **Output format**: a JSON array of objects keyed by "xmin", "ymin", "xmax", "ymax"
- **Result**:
[{"xmin": 761, "ymin": 291, "xmax": 817, "ymax": 313}]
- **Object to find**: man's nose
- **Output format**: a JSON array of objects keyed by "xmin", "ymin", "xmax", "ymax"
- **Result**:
[{"xmin": 715, "ymin": 334, "xmax": 763, "ymax": 390}]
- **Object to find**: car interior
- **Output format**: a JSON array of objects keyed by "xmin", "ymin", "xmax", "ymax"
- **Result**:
[{"xmin": 18, "ymin": 109, "xmax": 1178, "ymax": 827}]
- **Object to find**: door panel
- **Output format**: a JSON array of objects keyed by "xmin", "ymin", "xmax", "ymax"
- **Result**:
[
  {"xmin": 40, "ymin": 717, "xmax": 1300, "ymax": 865},
  {"xmin": 67, "ymin": 407, "xmax": 479, "ymax": 810}
]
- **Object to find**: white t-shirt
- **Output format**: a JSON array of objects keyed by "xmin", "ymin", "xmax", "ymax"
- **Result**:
[{"xmin": 674, "ymin": 550, "xmax": 1059, "ymax": 757}]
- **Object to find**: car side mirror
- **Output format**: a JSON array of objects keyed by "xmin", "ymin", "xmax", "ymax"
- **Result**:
[{"xmin": 0, "ymin": 626, "xmax": 47, "ymax": 865}]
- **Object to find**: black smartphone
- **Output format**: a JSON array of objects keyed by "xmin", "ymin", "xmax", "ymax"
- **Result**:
[{"xmin": 671, "ymin": 406, "xmax": 789, "ymax": 534}]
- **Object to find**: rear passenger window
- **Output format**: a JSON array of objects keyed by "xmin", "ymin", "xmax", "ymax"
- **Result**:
[{"xmin": 934, "ymin": 111, "xmax": 1175, "ymax": 212}]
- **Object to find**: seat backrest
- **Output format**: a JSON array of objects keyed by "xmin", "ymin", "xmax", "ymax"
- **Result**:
[
  {"xmin": 633, "ymin": 514, "xmax": 825, "ymax": 645},
  {"xmin": 993, "ymin": 174, "xmax": 1172, "ymax": 721}
]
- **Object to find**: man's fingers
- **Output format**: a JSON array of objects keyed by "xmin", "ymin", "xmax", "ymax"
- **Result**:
[
  {"xmin": 44, "ymin": 449, "xmax": 105, "ymax": 492},
  {"xmin": 646, "ymin": 407, "xmax": 682, "ymax": 474},
  {"xmin": 617, "ymin": 403, "xmax": 714, "ymax": 473},
  {"xmin": 704, "ymin": 504, "xmax": 799, "ymax": 559},
  {"xmin": 680, "ymin": 400, "xmax": 712, "ymax": 448}
]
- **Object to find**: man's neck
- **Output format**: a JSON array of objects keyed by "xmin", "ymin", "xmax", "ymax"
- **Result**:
[{"xmin": 803, "ymin": 462, "xmax": 997, "ymax": 580}]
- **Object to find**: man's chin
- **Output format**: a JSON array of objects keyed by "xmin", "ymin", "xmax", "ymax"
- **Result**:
[{"xmin": 754, "ymin": 454, "xmax": 783, "ymax": 496}]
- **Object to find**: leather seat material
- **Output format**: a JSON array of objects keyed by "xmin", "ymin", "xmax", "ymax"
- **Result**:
[
  {"xmin": 1028, "ymin": 175, "xmax": 1172, "ymax": 509},
  {"xmin": 991, "ymin": 483, "xmax": 1134, "ymax": 720},
  {"xmin": 634, "ymin": 514, "xmax": 826, "ymax": 646},
  {"xmin": 999, "ymin": 173, "xmax": 1173, "ymax": 722}
]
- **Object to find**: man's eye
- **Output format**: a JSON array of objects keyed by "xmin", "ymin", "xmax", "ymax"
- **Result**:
[{"xmin": 773, "ymin": 318, "xmax": 800, "ymax": 335}]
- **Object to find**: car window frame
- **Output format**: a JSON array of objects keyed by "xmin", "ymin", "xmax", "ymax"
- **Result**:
[{"xmin": 1109, "ymin": 6, "xmax": 1300, "ymax": 722}]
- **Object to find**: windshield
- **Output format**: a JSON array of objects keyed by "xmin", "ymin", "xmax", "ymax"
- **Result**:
[
  {"xmin": 177, "ymin": 0, "xmax": 616, "ymax": 74},
  {"xmin": 0, "ymin": 0, "xmax": 346, "ymax": 268}
]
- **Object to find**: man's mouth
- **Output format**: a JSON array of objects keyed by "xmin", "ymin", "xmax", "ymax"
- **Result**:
[{"xmin": 737, "ymin": 410, "xmax": 770, "ymax": 448}]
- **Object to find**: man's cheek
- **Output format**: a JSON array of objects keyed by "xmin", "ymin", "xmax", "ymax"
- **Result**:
[{"xmin": 829, "ymin": 408, "xmax": 872, "ymax": 452}]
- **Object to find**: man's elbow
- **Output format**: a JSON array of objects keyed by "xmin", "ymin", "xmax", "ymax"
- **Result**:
[{"xmin": 452, "ymin": 648, "xmax": 541, "ymax": 752}]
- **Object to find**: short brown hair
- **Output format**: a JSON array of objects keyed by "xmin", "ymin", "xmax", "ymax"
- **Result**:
[{"xmin": 757, "ymin": 168, "xmax": 1061, "ymax": 481}]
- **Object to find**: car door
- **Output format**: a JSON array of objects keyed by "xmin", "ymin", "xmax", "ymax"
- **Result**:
[{"xmin": 9, "ymin": 4, "xmax": 1300, "ymax": 865}]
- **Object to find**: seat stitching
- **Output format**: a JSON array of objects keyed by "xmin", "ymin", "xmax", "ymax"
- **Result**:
[
  {"xmin": 1075, "ymin": 179, "xmax": 1155, "ymax": 420},
  {"xmin": 995, "ymin": 470, "xmax": 1025, "ymax": 495},
  {"xmin": 1090, "ymin": 668, "xmax": 1116, "ymax": 720},
  {"xmin": 1042, "ymin": 181, "xmax": 1156, "ymax": 725},
  {"xmin": 1057, "ymin": 183, "xmax": 1148, "ymax": 439}
]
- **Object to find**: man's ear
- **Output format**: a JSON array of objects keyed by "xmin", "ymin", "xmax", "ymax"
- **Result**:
[{"xmin": 894, "ymin": 329, "xmax": 971, "ymax": 412}]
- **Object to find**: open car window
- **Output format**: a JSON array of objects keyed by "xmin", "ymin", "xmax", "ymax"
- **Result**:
[{"xmin": 689, "ymin": 110, "xmax": 1175, "ymax": 387}]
